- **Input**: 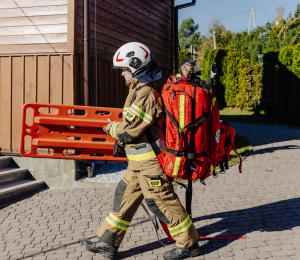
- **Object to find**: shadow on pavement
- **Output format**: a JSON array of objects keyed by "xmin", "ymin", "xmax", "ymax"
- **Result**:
[
  {"xmin": 252, "ymin": 145, "xmax": 300, "ymax": 155},
  {"xmin": 118, "ymin": 197, "xmax": 300, "ymax": 258},
  {"xmin": 0, "ymin": 189, "xmax": 47, "ymax": 210},
  {"xmin": 193, "ymin": 197, "xmax": 300, "ymax": 254}
]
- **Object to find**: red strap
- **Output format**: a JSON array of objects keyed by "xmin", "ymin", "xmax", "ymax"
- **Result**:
[
  {"xmin": 225, "ymin": 123, "xmax": 231, "ymax": 161},
  {"xmin": 159, "ymin": 219, "xmax": 174, "ymax": 242},
  {"xmin": 225, "ymin": 146, "xmax": 231, "ymax": 162},
  {"xmin": 232, "ymin": 143, "xmax": 242, "ymax": 173},
  {"xmin": 199, "ymin": 236, "xmax": 246, "ymax": 240}
]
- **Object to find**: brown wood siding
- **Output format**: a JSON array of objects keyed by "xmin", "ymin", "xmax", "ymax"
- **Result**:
[
  {"xmin": 74, "ymin": 0, "xmax": 173, "ymax": 107},
  {"xmin": 77, "ymin": 0, "xmax": 173, "ymax": 72},
  {"xmin": 0, "ymin": 0, "xmax": 70, "ymax": 54},
  {"xmin": 0, "ymin": 54, "xmax": 74, "ymax": 153},
  {"xmin": 0, "ymin": 57, "xmax": 12, "ymax": 151}
]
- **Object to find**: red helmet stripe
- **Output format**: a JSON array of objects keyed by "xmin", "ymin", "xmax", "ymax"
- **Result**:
[
  {"xmin": 116, "ymin": 52, "xmax": 124, "ymax": 62},
  {"xmin": 140, "ymin": 46, "xmax": 149, "ymax": 59}
]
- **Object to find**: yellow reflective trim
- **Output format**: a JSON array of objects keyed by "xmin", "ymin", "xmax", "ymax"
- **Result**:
[
  {"xmin": 176, "ymin": 74, "xmax": 181, "ymax": 77},
  {"xmin": 131, "ymin": 104, "xmax": 153, "ymax": 121},
  {"xmin": 179, "ymin": 95, "xmax": 185, "ymax": 132},
  {"xmin": 170, "ymin": 218, "xmax": 192, "ymax": 236},
  {"xmin": 110, "ymin": 123, "xmax": 115, "ymax": 138},
  {"xmin": 210, "ymin": 164, "xmax": 215, "ymax": 175},
  {"xmin": 149, "ymin": 180, "xmax": 161, "ymax": 187},
  {"xmin": 126, "ymin": 150, "xmax": 156, "ymax": 161},
  {"xmin": 113, "ymin": 123, "xmax": 118, "ymax": 140},
  {"xmin": 129, "ymin": 104, "xmax": 153, "ymax": 124},
  {"xmin": 172, "ymin": 157, "xmax": 181, "ymax": 177},
  {"xmin": 109, "ymin": 213, "xmax": 130, "ymax": 226},
  {"xmin": 169, "ymin": 215, "xmax": 193, "ymax": 236},
  {"xmin": 212, "ymin": 97, "xmax": 216, "ymax": 106},
  {"xmin": 169, "ymin": 215, "xmax": 190, "ymax": 231},
  {"xmin": 123, "ymin": 107, "xmax": 129, "ymax": 114},
  {"xmin": 131, "ymin": 104, "xmax": 151, "ymax": 119},
  {"xmin": 106, "ymin": 218, "xmax": 128, "ymax": 231},
  {"xmin": 128, "ymin": 108, "xmax": 142, "ymax": 120},
  {"xmin": 110, "ymin": 122, "xmax": 118, "ymax": 139}
]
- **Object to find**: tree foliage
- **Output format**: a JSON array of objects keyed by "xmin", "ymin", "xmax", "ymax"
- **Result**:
[
  {"xmin": 179, "ymin": 18, "xmax": 199, "ymax": 39},
  {"xmin": 227, "ymin": 3, "xmax": 300, "ymax": 67},
  {"xmin": 275, "ymin": 5, "xmax": 285, "ymax": 22},
  {"xmin": 178, "ymin": 18, "xmax": 201, "ymax": 51},
  {"xmin": 208, "ymin": 18, "xmax": 226, "ymax": 46},
  {"xmin": 294, "ymin": 3, "xmax": 300, "ymax": 18},
  {"xmin": 179, "ymin": 32, "xmax": 201, "ymax": 51}
]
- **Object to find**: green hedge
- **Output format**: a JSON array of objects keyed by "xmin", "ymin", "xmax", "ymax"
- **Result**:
[
  {"xmin": 289, "ymin": 44, "xmax": 300, "ymax": 122},
  {"xmin": 201, "ymin": 49, "xmax": 230, "ymax": 103},
  {"xmin": 201, "ymin": 44, "xmax": 300, "ymax": 124},
  {"xmin": 235, "ymin": 58, "xmax": 251, "ymax": 110},
  {"xmin": 251, "ymin": 64, "xmax": 263, "ymax": 114},
  {"xmin": 261, "ymin": 43, "xmax": 300, "ymax": 124},
  {"xmin": 260, "ymin": 52, "xmax": 279, "ymax": 115},
  {"xmin": 202, "ymin": 49, "xmax": 262, "ymax": 110},
  {"xmin": 277, "ymin": 46, "xmax": 294, "ymax": 119},
  {"xmin": 224, "ymin": 51, "xmax": 245, "ymax": 107}
]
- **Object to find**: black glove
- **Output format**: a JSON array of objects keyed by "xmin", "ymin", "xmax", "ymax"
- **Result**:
[{"xmin": 113, "ymin": 140, "xmax": 126, "ymax": 157}]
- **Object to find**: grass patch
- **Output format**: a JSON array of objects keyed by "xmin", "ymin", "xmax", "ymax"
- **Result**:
[
  {"xmin": 219, "ymin": 105, "xmax": 297, "ymax": 127},
  {"xmin": 229, "ymin": 135, "xmax": 251, "ymax": 164}
]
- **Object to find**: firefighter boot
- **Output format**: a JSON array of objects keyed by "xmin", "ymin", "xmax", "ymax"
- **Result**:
[
  {"xmin": 163, "ymin": 241, "xmax": 200, "ymax": 260},
  {"xmin": 81, "ymin": 239, "xmax": 118, "ymax": 259}
]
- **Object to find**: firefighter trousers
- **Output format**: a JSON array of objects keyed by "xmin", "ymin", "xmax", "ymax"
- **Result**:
[{"xmin": 96, "ymin": 164, "xmax": 199, "ymax": 248}]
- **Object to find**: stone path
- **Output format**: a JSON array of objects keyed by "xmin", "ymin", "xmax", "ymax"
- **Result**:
[{"xmin": 1, "ymin": 123, "xmax": 300, "ymax": 260}]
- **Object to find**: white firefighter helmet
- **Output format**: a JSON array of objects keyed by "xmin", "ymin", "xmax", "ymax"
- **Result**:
[{"xmin": 113, "ymin": 42, "xmax": 152, "ymax": 76}]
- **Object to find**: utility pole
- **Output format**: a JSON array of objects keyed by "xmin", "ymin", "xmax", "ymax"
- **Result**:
[
  {"xmin": 188, "ymin": 45, "xmax": 197, "ymax": 60},
  {"xmin": 248, "ymin": 7, "xmax": 256, "ymax": 35},
  {"xmin": 213, "ymin": 30, "xmax": 216, "ymax": 49}
]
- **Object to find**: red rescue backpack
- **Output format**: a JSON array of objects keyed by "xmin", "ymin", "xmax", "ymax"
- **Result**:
[
  {"xmin": 161, "ymin": 74, "xmax": 220, "ymax": 181},
  {"xmin": 217, "ymin": 120, "xmax": 242, "ymax": 173}
]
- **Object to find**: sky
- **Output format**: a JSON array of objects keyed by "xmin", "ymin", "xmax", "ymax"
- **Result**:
[{"xmin": 174, "ymin": 0, "xmax": 300, "ymax": 35}]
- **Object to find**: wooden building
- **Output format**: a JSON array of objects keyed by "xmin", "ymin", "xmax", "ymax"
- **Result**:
[{"xmin": 0, "ymin": 0, "xmax": 174, "ymax": 155}]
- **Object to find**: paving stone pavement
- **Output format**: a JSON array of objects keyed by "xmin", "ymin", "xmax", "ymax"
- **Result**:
[{"xmin": 1, "ymin": 122, "xmax": 300, "ymax": 260}]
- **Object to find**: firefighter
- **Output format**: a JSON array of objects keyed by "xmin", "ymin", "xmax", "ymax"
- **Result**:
[
  {"xmin": 180, "ymin": 58, "xmax": 217, "ymax": 91},
  {"xmin": 81, "ymin": 42, "xmax": 200, "ymax": 259}
]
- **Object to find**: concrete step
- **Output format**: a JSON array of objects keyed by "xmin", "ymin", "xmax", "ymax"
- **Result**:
[
  {"xmin": 0, "ymin": 168, "xmax": 29, "ymax": 185},
  {"xmin": 0, "ymin": 180, "xmax": 46, "ymax": 204},
  {"xmin": 0, "ymin": 156, "xmax": 12, "ymax": 169}
]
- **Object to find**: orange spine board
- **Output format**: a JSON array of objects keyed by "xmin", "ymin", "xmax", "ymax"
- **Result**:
[{"xmin": 20, "ymin": 103, "xmax": 127, "ymax": 162}]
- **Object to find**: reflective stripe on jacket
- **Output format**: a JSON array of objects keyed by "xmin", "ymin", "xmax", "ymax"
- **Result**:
[{"xmin": 105, "ymin": 77, "xmax": 165, "ymax": 161}]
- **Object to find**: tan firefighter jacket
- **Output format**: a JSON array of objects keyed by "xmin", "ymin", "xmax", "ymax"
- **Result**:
[{"xmin": 105, "ymin": 77, "xmax": 165, "ymax": 170}]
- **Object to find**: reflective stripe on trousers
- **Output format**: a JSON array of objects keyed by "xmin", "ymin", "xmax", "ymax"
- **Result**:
[
  {"xmin": 168, "ymin": 215, "xmax": 193, "ymax": 236},
  {"xmin": 106, "ymin": 213, "xmax": 130, "ymax": 231}
]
